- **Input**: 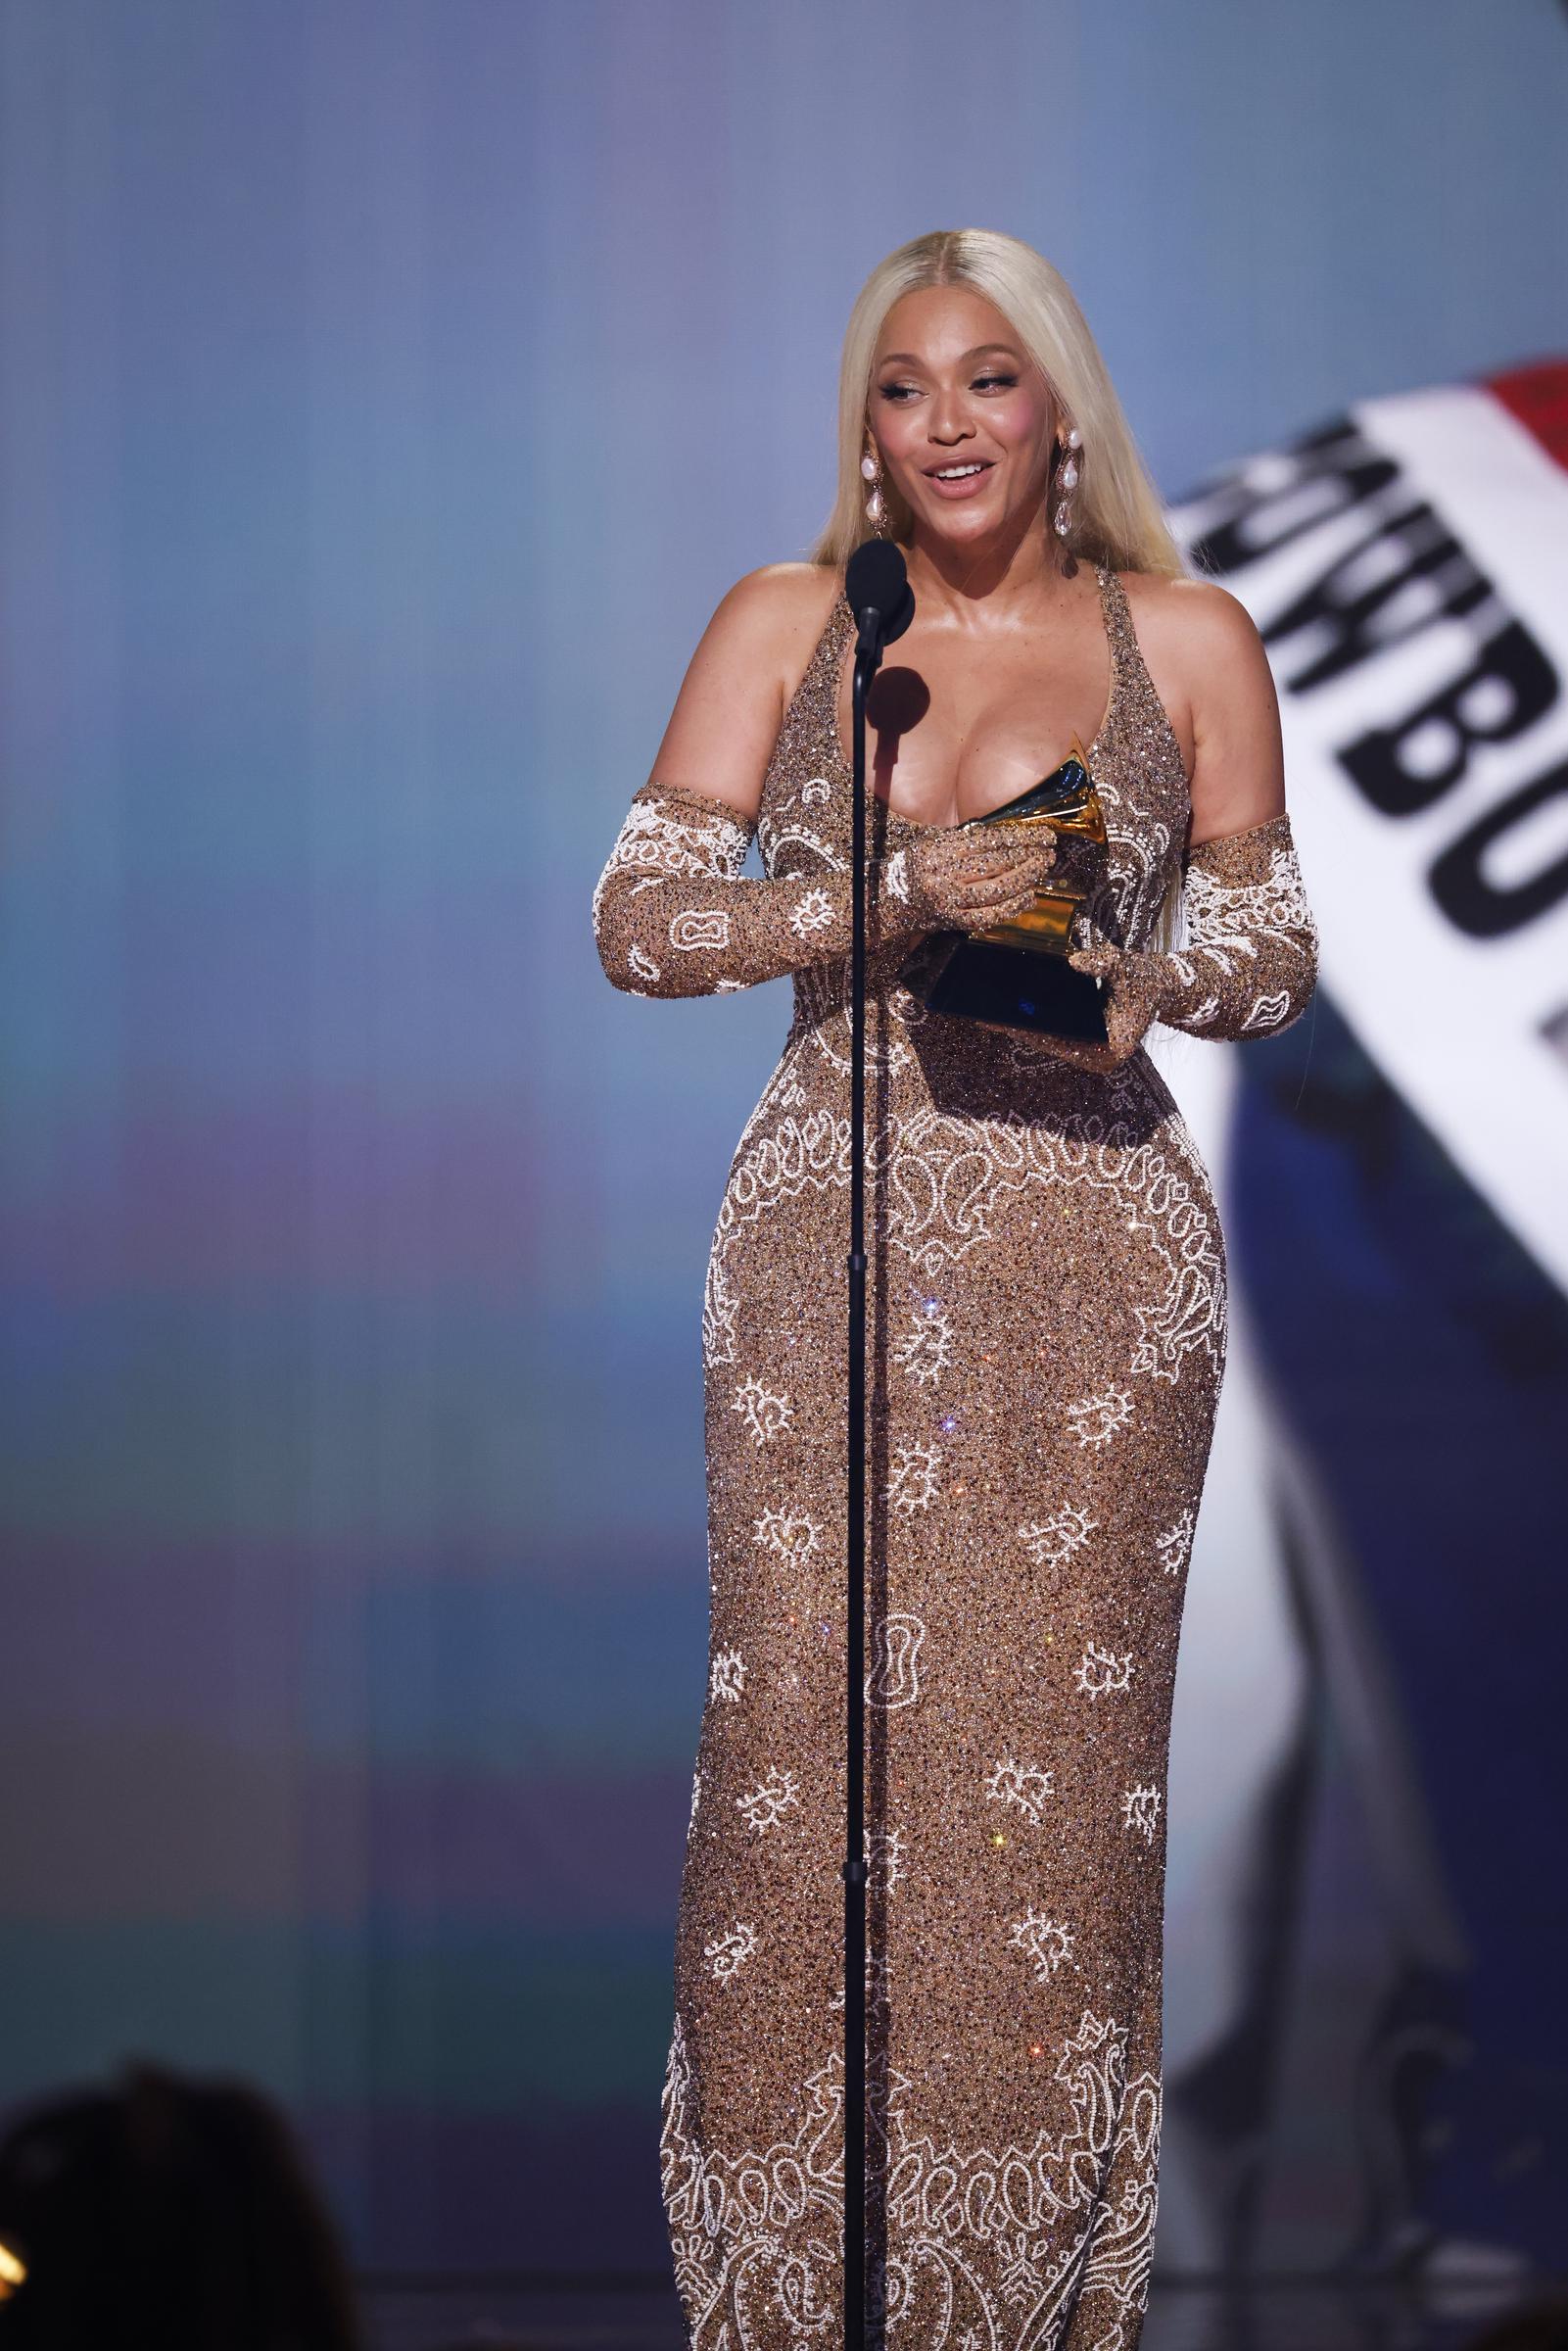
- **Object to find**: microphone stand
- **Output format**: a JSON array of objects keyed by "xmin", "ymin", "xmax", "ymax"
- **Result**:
[
  {"xmin": 838, "ymin": 537, "xmax": 909, "ymax": 2350},
  {"xmin": 842, "ymin": 614, "xmax": 880, "ymax": 2351}
]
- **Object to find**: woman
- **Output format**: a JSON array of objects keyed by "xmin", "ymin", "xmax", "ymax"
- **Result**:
[{"xmin": 592, "ymin": 228, "xmax": 1317, "ymax": 2351}]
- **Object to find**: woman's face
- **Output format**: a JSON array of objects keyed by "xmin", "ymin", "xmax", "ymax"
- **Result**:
[{"xmin": 868, "ymin": 284, "xmax": 1060, "ymax": 552}]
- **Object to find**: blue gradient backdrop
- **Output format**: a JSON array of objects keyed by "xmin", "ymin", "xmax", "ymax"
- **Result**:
[{"xmin": 1, "ymin": 0, "xmax": 1564, "ymax": 2276}]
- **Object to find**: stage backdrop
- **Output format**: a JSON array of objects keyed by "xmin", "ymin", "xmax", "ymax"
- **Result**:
[{"xmin": 1, "ymin": 0, "xmax": 1564, "ymax": 2281}]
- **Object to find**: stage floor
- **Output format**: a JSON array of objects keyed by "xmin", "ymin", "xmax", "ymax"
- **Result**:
[{"xmin": 360, "ymin": 2273, "xmax": 1568, "ymax": 2351}]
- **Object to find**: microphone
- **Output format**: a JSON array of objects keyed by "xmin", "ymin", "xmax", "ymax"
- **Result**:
[{"xmin": 845, "ymin": 539, "xmax": 915, "ymax": 659}]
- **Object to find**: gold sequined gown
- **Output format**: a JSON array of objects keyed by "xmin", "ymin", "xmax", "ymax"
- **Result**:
[{"xmin": 602, "ymin": 567, "xmax": 1234, "ymax": 2350}]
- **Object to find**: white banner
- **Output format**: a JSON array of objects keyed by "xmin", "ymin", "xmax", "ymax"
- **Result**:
[{"xmin": 1168, "ymin": 363, "xmax": 1568, "ymax": 1297}]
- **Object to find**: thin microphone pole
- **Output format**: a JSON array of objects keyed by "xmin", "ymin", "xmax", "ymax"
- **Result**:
[
  {"xmin": 843, "ymin": 626, "xmax": 871, "ymax": 2351},
  {"xmin": 840, "ymin": 538, "xmax": 910, "ymax": 2351}
]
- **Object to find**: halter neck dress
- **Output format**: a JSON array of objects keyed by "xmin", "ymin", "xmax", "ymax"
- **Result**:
[{"xmin": 660, "ymin": 562, "xmax": 1225, "ymax": 2351}]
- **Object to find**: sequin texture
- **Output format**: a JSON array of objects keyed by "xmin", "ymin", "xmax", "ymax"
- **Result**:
[{"xmin": 592, "ymin": 566, "xmax": 1318, "ymax": 2349}]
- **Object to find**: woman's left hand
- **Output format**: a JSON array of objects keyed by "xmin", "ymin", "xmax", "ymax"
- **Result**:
[{"xmin": 1061, "ymin": 941, "xmax": 1173, "ymax": 1069}]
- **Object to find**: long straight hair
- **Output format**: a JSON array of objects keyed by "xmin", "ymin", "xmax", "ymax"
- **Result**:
[
  {"xmin": 810, "ymin": 227, "xmax": 1190, "ymax": 581},
  {"xmin": 810, "ymin": 228, "xmax": 1191, "ymax": 951}
]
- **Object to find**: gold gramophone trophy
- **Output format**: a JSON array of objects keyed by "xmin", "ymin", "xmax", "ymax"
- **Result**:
[{"xmin": 899, "ymin": 734, "xmax": 1112, "ymax": 1042}]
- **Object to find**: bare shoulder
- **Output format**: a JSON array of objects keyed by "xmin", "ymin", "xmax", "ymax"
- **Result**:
[
  {"xmin": 1118, "ymin": 567, "xmax": 1267, "ymax": 670},
  {"xmin": 703, "ymin": 559, "xmax": 843, "ymax": 684},
  {"xmin": 646, "ymin": 561, "xmax": 844, "ymax": 823},
  {"xmin": 1116, "ymin": 569, "xmax": 1278, "ymax": 735},
  {"xmin": 1117, "ymin": 569, "xmax": 1284, "ymax": 841}
]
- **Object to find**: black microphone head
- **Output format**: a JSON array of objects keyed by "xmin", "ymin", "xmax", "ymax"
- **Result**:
[
  {"xmin": 845, "ymin": 537, "xmax": 905, "ymax": 616},
  {"xmin": 845, "ymin": 538, "xmax": 915, "ymax": 645}
]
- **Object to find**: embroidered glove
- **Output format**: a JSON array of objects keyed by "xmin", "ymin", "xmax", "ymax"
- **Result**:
[
  {"xmin": 592, "ymin": 781, "xmax": 1060, "ymax": 998},
  {"xmin": 1061, "ymin": 811, "xmax": 1318, "ymax": 1069}
]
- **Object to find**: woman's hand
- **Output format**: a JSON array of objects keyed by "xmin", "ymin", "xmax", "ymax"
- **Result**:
[
  {"xmin": 1056, "ymin": 940, "xmax": 1174, "ymax": 1070},
  {"xmin": 891, "ymin": 822, "xmax": 1060, "ymax": 936}
]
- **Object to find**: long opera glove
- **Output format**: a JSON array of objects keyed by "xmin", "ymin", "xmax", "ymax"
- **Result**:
[
  {"xmin": 593, "ymin": 779, "xmax": 941, "ymax": 999},
  {"xmin": 1066, "ymin": 811, "xmax": 1318, "ymax": 1061}
]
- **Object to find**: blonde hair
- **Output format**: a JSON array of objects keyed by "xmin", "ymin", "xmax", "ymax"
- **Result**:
[
  {"xmin": 811, "ymin": 227, "xmax": 1191, "ymax": 952},
  {"xmin": 810, "ymin": 227, "xmax": 1190, "ymax": 581}
]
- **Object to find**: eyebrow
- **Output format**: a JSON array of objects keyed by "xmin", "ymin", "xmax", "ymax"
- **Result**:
[{"xmin": 875, "ymin": 343, "xmax": 1022, "ymax": 367}]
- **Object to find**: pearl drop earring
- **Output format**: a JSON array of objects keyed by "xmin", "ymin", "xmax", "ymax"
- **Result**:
[
  {"xmin": 1053, "ymin": 424, "xmax": 1082, "ymax": 540},
  {"xmin": 862, "ymin": 437, "xmax": 888, "ymax": 535}
]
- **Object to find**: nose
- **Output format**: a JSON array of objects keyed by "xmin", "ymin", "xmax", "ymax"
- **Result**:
[{"xmin": 927, "ymin": 383, "xmax": 974, "ymax": 445}]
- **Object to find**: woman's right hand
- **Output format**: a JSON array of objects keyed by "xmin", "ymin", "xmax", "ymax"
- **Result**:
[{"xmin": 891, "ymin": 822, "xmax": 1061, "ymax": 935}]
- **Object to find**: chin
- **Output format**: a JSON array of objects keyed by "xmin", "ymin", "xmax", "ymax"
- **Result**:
[{"xmin": 928, "ymin": 505, "xmax": 1006, "ymax": 536}]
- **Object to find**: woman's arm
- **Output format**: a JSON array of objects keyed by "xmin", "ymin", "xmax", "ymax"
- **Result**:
[
  {"xmin": 1064, "ymin": 582, "xmax": 1318, "ymax": 1062},
  {"xmin": 592, "ymin": 568, "xmax": 1060, "ymax": 998},
  {"xmin": 592, "ymin": 775, "xmax": 929, "ymax": 997}
]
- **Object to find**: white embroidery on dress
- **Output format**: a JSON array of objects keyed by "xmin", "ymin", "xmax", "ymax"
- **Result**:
[
  {"xmin": 591, "ymin": 792, "xmax": 752, "ymax": 938},
  {"xmin": 858, "ymin": 1096, "xmax": 1226, "ymax": 1389},
  {"xmin": 699, "ymin": 1052, "xmax": 856, "ymax": 1367},
  {"xmin": 701, "ymin": 1247, "xmax": 741, "ymax": 1371},
  {"xmin": 704, "ymin": 1921, "xmax": 757, "ymax": 1983},
  {"xmin": 1007, "ymin": 1908, "xmax": 1075, "ymax": 1981},
  {"xmin": 788, "ymin": 886, "xmax": 835, "ymax": 937},
  {"xmin": 785, "ymin": 964, "xmax": 920, "ymax": 1075},
  {"xmin": 892, "ymin": 1297, "xmax": 953, "ymax": 1384},
  {"xmin": 1169, "ymin": 940, "xmax": 1246, "ymax": 984},
  {"xmin": 1019, "ymin": 1504, "xmax": 1098, "ymax": 1567},
  {"xmin": 1183, "ymin": 838, "xmax": 1314, "ymax": 938},
  {"xmin": 752, "ymin": 1506, "xmax": 822, "ymax": 1560},
  {"xmin": 1074, "ymin": 1643, "xmax": 1135, "ymax": 1697},
  {"xmin": 756, "ymin": 813, "xmax": 842, "ymax": 875},
  {"xmin": 1121, "ymin": 1784, "xmax": 1162, "ymax": 1844},
  {"xmin": 866, "ymin": 1611, "xmax": 926, "ymax": 1709},
  {"xmin": 1242, "ymin": 988, "xmax": 1293, "ymax": 1030},
  {"xmin": 1156, "ymin": 1508, "xmax": 1195, "ymax": 1575},
  {"xmin": 732, "ymin": 1375, "xmax": 792, "ymax": 1443},
  {"xmin": 709, "ymin": 1648, "xmax": 746, "ymax": 1704},
  {"xmin": 1068, "ymin": 1384, "xmax": 1135, "ymax": 1448},
  {"xmin": 735, "ymin": 1766, "xmax": 801, "ymax": 1835},
  {"xmin": 885, "ymin": 1440, "xmax": 940, "ymax": 1514},
  {"xmin": 985, "ymin": 1754, "xmax": 1056, "ymax": 1826},
  {"xmin": 1159, "ymin": 838, "xmax": 1317, "ymax": 1033},
  {"xmin": 670, "ymin": 907, "xmax": 731, "ymax": 951},
  {"xmin": 660, "ymin": 2005, "xmax": 1162, "ymax": 2351}
]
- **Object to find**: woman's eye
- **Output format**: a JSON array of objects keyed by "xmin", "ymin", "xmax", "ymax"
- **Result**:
[{"xmin": 876, "ymin": 372, "xmax": 1017, "ymax": 403}]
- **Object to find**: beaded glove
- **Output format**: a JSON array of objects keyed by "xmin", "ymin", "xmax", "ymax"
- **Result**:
[
  {"xmin": 1064, "ymin": 811, "xmax": 1318, "ymax": 1068},
  {"xmin": 592, "ymin": 780, "xmax": 1057, "ymax": 999}
]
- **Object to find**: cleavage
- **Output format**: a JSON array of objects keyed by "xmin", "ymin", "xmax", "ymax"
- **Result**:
[{"xmin": 832, "ymin": 602, "xmax": 1112, "ymax": 829}]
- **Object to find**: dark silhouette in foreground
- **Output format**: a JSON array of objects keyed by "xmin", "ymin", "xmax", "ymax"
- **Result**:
[{"xmin": 0, "ymin": 2061, "xmax": 359, "ymax": 2350}]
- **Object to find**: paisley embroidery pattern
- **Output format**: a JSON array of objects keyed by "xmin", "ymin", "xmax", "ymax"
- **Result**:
[{"xmin": 661, "ymin": 2004, "xmax": 1163, "ymax": 2350}]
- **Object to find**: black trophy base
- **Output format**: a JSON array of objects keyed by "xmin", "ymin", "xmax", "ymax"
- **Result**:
[{"xmin": 906, "ymin": 935, "xmax": 1110, "ymax": 1044}]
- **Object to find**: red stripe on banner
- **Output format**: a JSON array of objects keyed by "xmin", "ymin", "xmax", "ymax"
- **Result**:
[{"xmin": 1484, "ymin": 357, "xmax": 1568, "ymax": 471}]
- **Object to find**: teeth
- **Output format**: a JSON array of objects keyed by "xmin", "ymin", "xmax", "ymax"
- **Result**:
[{"xmin": 934, "ymin": 463, "xmax": 984, "ymax": 479}]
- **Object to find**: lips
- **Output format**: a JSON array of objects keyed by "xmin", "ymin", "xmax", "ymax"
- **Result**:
[{"xmin": 924, "ymin": 459, "xmax": 996, "ymax": 500}]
